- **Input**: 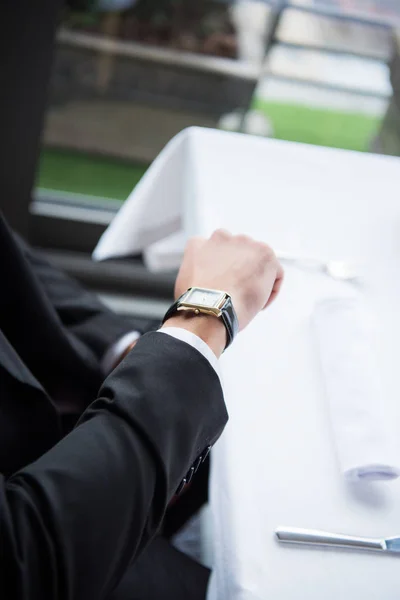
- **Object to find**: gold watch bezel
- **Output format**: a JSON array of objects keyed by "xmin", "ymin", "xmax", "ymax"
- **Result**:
[{"xmin": 177, "ymin": 287, "xmax": 228, "ymax": 318}]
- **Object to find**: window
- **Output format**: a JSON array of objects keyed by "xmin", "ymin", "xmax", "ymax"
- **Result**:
[{"xmin": 3, "ymin": 0, "xmax": 398, "ymax": 265}]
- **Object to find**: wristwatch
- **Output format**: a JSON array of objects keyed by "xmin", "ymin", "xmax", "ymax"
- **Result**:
[{"xmin": 162, "ymin": 287, "xmax": 239, "ymax": 350}]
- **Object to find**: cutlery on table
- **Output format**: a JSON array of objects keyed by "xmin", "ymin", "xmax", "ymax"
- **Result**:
[
  {"xmin": 276, "ymin": 252, "xmax": 360, "ymax": 282},
  {"xmin": 275, "ymin": 527, "xmax": 400, "ymax": 554}
]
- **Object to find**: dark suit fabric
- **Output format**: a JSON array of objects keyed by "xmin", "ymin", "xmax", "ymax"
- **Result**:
[{"xmin": 0, "ymin": 214, "xmax": 227, "ymax": 599}]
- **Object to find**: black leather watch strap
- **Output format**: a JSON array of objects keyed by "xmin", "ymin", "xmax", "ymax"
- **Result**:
[
  {"xmin": 162, "ymin": 293, "xmax": 186, "ymax": 325},
  {"xmin": 219, "ymin": 295, "xmax": 239, "ymax": 349},
  {"xmin": 161, "ymin": 291, "xmax": 239, "ymax": 351}
]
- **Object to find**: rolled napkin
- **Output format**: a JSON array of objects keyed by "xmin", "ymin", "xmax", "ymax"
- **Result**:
[{"xmin": 312, "ymin": 297, "xmax": 400, "ymax": 482}]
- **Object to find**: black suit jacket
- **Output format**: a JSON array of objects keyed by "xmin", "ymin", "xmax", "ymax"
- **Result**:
[{"xmin": 0, "ymin": 214, "xmax": 227, "ymax": 599}]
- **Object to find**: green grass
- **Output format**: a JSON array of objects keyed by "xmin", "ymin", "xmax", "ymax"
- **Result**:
[
  {"xmin": 253, "ymin": 99, "xmax": 380, "ymax": 153},
  {"xmin": 37, "ymin": 102, "xmax": 381, "ymax": 200},
  {"xmin": 37, "ymin": 149, "xmax": 148, "ymax": 201}
]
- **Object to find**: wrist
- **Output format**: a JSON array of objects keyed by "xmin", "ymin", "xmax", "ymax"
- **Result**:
[{"xmin": 162, "ymin": 312, "xmax": 226, "ymax": 358}]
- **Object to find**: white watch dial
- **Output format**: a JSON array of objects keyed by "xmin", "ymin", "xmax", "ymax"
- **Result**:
[{"xmin": 185, "ymin": 288, "xmax": 224, "ymax": 308}]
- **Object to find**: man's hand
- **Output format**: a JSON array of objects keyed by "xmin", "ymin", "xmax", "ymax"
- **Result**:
[{"xmin": 163, "ymin": 229, "xmax": 284, "ymax": 357}]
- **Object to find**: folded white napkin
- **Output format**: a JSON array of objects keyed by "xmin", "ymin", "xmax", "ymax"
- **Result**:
[
  {"xmin": 143, "ymin": 231, "xmax": 186, "ymax": 272},
  {"xmin": 312, "ymin": 297, "xmax": 400, "ymax": 482},
  {"xmin": 93, "ymin": 130, "xmax": 188, "ymax": 262}
]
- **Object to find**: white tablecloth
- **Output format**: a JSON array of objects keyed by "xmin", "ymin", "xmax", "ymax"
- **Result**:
[
  {"xmin": 96, "ymin": 127, "xmax": 400, "ymax": 599},
  {"xmin": 175, "ymin": 130, "xmax": 400, "ymax": 600}
]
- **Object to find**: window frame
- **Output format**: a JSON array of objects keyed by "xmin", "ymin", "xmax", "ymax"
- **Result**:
[{"xmin": 2, "ymin": 0, "xmax": 394, "ymax": 304}]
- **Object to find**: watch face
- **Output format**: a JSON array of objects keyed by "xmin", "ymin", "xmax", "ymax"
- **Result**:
[{"xmin": 184, "ymin": 288, "xmax": 225, "ymax": 308}]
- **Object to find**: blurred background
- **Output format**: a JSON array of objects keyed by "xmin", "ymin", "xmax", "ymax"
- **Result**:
[
  {"xmin": 6, "ymin": 0, "xmax": 399, "ymax": 310},
  {"xmin": 37, "ymin": 0, "xmax": 400, "ymax": 210}
]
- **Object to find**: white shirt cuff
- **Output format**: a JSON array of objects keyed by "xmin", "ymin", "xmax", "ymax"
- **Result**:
[
  {"xmin": 158, "ymin": 327, "xmax": 222, "ymax": 384},
  {"xmin": 101, "ymin": 330, "xmax": 141, "ymax": 375}
]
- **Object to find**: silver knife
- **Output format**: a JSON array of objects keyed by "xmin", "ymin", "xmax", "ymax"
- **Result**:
[{"xmin": 275, "ymin": 527, "xmax": 400, "ymax": 554}]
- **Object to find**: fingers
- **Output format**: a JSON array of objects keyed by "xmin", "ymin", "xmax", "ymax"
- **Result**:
[
  {"xmin": 264, "ymin": 260, "xmax": 284, "ymax": 308},
  {"xmin": 254, "ymin": 242, "xmax": 284, "ymax": 309},
  {"xmin": 176, "ymin": 230, "xmax": 284, "ymax": 312}
]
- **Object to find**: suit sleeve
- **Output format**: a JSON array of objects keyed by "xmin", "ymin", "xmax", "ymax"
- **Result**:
[
  {"xmin": 16, "ymin": 234, "xmax": 159, "ymax": 360},
  {"xmin": 0, "ymin": 332, "xmax": 228, "ymax": 600}
]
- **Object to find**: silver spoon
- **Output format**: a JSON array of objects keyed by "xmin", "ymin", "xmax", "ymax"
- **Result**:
[{"xmin": 276, "ymin": 251, "xmax": 361, "ymax": 282}]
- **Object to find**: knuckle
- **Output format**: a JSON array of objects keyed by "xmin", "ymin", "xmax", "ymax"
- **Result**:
[
  {"xmin": 212, "ymin": 228, "xmax": 231, "ymax": 240},
  {"xmin": 258, "ymin": 242, "xmax": 275, "ymax": 261},
  {"xmin": 235, "ymin": 233, "xmax": 253, "ymax": 245}
]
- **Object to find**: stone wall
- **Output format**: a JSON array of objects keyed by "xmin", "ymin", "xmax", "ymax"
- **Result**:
[
  {"xmin": 49, "ymin": 45, "xmax": 256, "ymax": 116},
  {"xmin": 44, "ymin": 42, "xmax": 257, "ymax": 162}
]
